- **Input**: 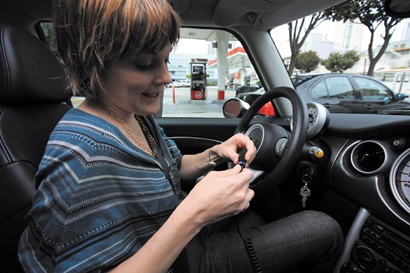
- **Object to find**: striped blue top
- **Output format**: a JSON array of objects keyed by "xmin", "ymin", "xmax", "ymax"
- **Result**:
[{"xmin": 18, "ymin": 108, "xmax": 183, "ymax": 273}]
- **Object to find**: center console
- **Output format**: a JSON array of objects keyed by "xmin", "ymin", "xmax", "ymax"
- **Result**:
[{"xmin": 337, "ymin": 211, "xmax": 409, "ymax": 273}]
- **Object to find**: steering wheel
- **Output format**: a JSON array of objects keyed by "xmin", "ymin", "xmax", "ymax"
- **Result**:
[{"xmin": 235, "ymin": 86, "xmax": 308, "ymax": 195}]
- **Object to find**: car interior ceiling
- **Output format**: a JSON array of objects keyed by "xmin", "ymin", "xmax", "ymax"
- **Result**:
[{"xmin": 0, "ymin": 0, "xmax": 345, "ymax": 29}]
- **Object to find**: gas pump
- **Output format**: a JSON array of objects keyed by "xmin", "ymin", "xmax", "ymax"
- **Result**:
[{"xmin": 190, "ymin": 58, "xmax": 207, "ymax": 100}]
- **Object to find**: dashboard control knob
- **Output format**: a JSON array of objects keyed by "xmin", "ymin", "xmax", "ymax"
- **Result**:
[
  {"xmin": 353, "ymin": 246, "xmax": 377, "ymax": 272},
  {"xmin": 307, "ymin": 146, "xmax": 324, "ymax": 159}
]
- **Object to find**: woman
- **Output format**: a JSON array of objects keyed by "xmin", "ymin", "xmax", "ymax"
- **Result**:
[{"xmin": 18, "ymin": 0, "xmax": 343, "ymax": 272}]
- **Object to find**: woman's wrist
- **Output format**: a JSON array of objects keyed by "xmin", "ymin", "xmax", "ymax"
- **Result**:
[
  {"xmin": 193, "ymin": 148, "xmax": 220, "ymax": 175},
  {"xmin": 209, "ymin": 145, "xmax": 225, "ymax": 165}
]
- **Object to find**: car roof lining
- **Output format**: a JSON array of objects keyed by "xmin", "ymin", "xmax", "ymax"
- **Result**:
[{"xmin": 0, "ymin": 0, "xmax": 345, "ymax": 30}]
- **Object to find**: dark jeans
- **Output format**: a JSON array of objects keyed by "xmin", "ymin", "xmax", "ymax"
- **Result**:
[{"xmin": 200, "ymin": 210, "xmax": 344, "ymax": 273}]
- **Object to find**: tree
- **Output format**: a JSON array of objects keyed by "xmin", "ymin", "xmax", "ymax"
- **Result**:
[
  {"xmin": 288, "ymin": 13, "xmax": 326, "ymax": 75},
  {"xmin": 295, "ymin": 50, "xmax": 321, "ymax": 73},
  {"xmin": 322, "ymin": 50, "xmax": 360, "ymax": 72},
  {"xmin": 323, "ymin": 0, "xmax": 402, "ymax": 76}
]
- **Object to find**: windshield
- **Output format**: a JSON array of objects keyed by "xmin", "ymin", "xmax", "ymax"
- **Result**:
[{"xmin": 270, "ymin": 2, "xmax": 410, "ymax": 115}]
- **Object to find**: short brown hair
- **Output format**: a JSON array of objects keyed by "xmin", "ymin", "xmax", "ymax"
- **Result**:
[{"xmin": 52, "ymin": 0, "xmax": 180, "ymax": 98}]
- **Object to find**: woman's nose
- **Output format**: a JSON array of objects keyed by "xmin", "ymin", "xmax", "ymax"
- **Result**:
[{"xmin": 156, "ymin": 63, "xmax": 172, "ymax": 85}]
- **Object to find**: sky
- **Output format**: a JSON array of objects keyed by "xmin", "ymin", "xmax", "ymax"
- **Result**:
[
  {"xmin": 173, "ymin": 39, "xmax": 209, "ymax": 54},
  {"xmin": 171, "ymin": 18, "xmax": 410, "ymax": 59},
  {"xmin": 270, "ymin": 18, "xmax": 410, "ymax": 58}
]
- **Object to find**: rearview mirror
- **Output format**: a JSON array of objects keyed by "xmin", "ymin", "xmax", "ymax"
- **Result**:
[{"xmin": 385, "ymin": 0, "xmax": 410, "ymax": 18}]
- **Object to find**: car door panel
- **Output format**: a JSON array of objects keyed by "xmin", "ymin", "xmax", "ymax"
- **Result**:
[
  {"xmin": 157, "ymin": 118, "xmax": 239, "ymax": 155},
  {"xmin": 158, "ymin": 118, "xmax": 239, "ymax": 192}
]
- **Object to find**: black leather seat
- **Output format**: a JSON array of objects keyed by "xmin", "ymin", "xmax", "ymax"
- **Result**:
[{"xmin": 0, "ymin": 24, "xmax": 72, "ymax": 272}]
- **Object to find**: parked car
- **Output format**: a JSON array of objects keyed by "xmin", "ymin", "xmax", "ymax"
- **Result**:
[
  {"xmin": 292, "ymin": 73, "xmax": 324, "ymax": 87},
  {"xmin": 235, "ymin": 84, "xmax": 260, "ymax": 96},
  {"xmin": 296, "ymin": 73, "xmax": 410, "ymax": 114},
  {"xmin": 235, "ymin": 88, "xmax": 275, "ymax": 116},
  {"xmin": 1, "ymin": 1, "xmax": 410, "ymax": 273},
  {"xmin": 178, "ymin": 79, "xmax": 191, "ymax": 87},
  {"xmin": 238, "ymin": 73, "xmax": 410, "ymax": 114},
  {"xmin": 166, "ymin": 81, "xmax": 185, "ymax": 88}
]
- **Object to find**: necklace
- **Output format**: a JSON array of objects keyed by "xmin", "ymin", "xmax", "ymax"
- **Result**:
[{"xmin": 98, "ymin": 102, "xmax": 157, "ymax": 157}]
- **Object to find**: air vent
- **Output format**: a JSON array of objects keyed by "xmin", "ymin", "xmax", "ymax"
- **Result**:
[{"xmin": 351, "ymin": 141, "xmax": 387, "ymax": 175}]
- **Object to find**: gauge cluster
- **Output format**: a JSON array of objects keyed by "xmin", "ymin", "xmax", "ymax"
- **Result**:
[{"xmin": 390, "ymin": 148, "xmax": 410, "ymax": 215}]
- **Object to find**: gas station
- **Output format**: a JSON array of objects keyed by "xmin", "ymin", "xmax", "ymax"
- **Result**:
[
  {"xmin": 207, "ymin": 45, "xmax": 254, "ymax": 100},
  {"xmin": 179, "ymin": 29, "xmax": 253, "ymax": 102}
]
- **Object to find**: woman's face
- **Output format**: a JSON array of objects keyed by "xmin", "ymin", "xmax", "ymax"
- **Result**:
[{"xmin": 101, "ymin": 43, "xmax": 173, "ymax": 117}]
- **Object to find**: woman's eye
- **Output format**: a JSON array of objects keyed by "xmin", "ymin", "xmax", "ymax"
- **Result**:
[
  {"xmin": 133, "ymin": 58, "xmax": 169, "ymax": 71},
  {"xmin": 135, "ymin": 63, "xmax": 155, "ymax": 71}
]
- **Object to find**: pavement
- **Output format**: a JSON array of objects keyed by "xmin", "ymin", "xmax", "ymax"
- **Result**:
[
  {"xmin": 162, "ymin": 86, "xmax": 236, "ymax": 117},
  {"xmin": 71, "ymin": 86, "xmax": 237, "ymax": 118}
]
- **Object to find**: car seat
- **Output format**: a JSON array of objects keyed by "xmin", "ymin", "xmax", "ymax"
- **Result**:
[{"xmin": 0, "ymin": 24, "xmax": 72, "ymax": 272}]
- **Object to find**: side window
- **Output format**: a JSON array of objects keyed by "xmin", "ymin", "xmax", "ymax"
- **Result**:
[
  {"xmin": 354, "ymin": 77, "xmax": 393, "ymax": 100},
  {"xmin": 324, "ymin": 77, "xmax": 354, "ymax": 99},
  {"xmin": 310, "ymin": 81, "xmax": 328, "ymax": 99},
  {"xmin": 39, "ymin": 22, "xmax": 59, "ymax": 57}
]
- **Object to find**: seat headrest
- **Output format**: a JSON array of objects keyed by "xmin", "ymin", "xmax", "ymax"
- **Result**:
[{"xmin": 0, "ymin": 25, "xmax": 72, "ymax": 105}]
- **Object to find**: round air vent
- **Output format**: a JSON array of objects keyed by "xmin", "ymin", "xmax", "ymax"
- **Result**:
[{"xmin": 351, "ymin": 141, "xmax": 387, "ymax": 175}]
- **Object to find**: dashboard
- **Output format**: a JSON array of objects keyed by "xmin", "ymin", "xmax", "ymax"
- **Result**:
[
  {"xmin": 168, "ymin": 104, "xmax": 410, "ymax": 273},
  {"xmin": 327, "ymin": 127, "xmax": 410, "ymax": 232},
  {"xmin": 283, "ymin": 105, "xmax": 410, "ymax": 272},
  {"xmin": 312, "ymin": 114, "xmax": 410, "ymax": 273}
]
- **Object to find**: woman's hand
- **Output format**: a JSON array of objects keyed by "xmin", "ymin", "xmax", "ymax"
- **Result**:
[
  {"xmin": 211, "ymin": 133, "xmax": 256, "ymax": 167},
  {"xmin": 181, "ymin": 165, "xmax": 255, "ymax": 227},
  {"xmin": 179, "ymin": 133, "xmax": 256, "ymax": 182}
]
